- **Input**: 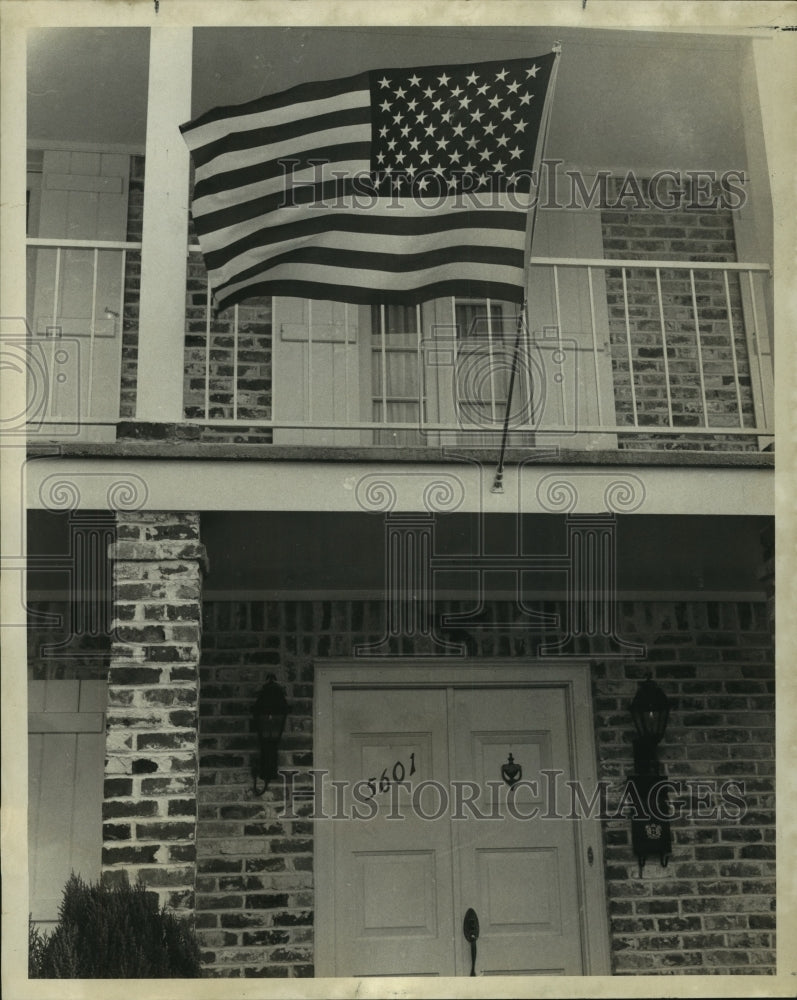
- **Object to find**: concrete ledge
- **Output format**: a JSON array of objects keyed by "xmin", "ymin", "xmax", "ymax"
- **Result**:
[
  {"xmin": 27, "ymin": 438, "xmax": 775, "ymax": 469},
  {"xmin": 25, "ymin": 454, "xmax": 774, "ymax": 514}
]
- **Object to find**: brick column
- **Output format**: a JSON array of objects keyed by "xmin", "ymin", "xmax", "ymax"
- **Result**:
[{"xmin": 102, "ymin": 511, "xmax": 207, "ymax": 914}]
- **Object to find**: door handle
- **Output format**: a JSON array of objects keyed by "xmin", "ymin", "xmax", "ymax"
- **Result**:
[{"xmin": 463, "ymin": 907, "xmax": 479, "ymax": 976}]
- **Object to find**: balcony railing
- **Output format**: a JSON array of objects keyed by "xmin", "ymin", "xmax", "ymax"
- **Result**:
[
  {"xmin": 182, "ymin": 253, "xmax": 774, "ymax": 452},
  {"xmin": 26, "ymin": 238, "xmax": 774, "ymax": 452},
  {"xmin": 26, "ymin": 238, "xmax": 142, "ymax": 438}
]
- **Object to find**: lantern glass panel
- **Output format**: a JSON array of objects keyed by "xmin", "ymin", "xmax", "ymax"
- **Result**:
[
  {"xmin": 257, "ymin": 713, "xmax": 286, "ymax": 741},
  {"xmin": 630, "ymin": 679, "xmax": 669, "ymax": 743}
]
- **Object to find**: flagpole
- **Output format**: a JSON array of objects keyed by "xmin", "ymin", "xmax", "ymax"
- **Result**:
[{"xmin": 491, "ymin": 42, "xmax": 563, "ymax": 494}]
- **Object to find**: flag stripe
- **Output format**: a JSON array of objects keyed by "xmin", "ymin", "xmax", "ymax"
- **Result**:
[
  {"xmin": 211, "ymin": 225, "xmax": 525, "ymax": 290},
  {"xmin": 181, "ymin": 71, "xmax": 370, "ymax": 135},
  {"xmin": 216, "ymin": 278, "xmax": 524, "ymax": 309},
  {"xmin": 192, "ymin": 145, "xmax": 370, "ymax": 205},
  {"xmin": 193, "ymin": 124, "xmax": 371, "ymax": 188},
  {"xmin": 214, "ymin": 242, "xmax": 524, "ymax": 299},
  {"xmin": 192, "ymin": 155, "xmax": 371, "ymax": 225},
  {"xmin": 194, "ymin": 180, "xmax": 532, "ymax": 250},
  {"xmin": 191, "ymin": 106, "xmax": 372, "ymax": 174},
  {"xmin": 192, "ymin": 155, "xmax": 371, "ymax": 222},
  {"xmin": 216, "ymin": 264, "xmax": 525, "ymax": 309},
  {"xmin": 182, "ymin": 83, "xmax": 371, "ymax": 155},
  {"xmin": 192, "ymin": 178, "xmax": 357, "ymax": 239},
  {"xmin": 202, "ymin": 206, "xmax": 527, "ymax": 275}
]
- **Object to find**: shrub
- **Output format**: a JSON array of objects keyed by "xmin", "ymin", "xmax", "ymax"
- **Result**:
[{"xmin": 29, "ymin": 873, "xmax": 203, "ymax": 978}]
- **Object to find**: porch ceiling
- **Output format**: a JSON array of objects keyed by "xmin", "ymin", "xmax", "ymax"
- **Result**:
[
  {"xmin": 27, "ymin": 508, "xmax": 771, "ymax": 598},
  {"xmin": 28, "ymin": 26, "xmax": 749, "ymax": 173}
]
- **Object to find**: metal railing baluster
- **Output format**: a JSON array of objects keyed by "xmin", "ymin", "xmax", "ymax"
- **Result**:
[
  {"xmin": 587, "ymin": 266, "xmax": 603, "ymax": 427},
  {"xmin": 87, "ymin": 248, "xmax": 99, "ymax": 419},
  {"xmin": 233, "ymin": 303, "xmax": 239, "ymax": 422},
  {"xmin": 486, "ymin": 297, "xmax": 496, "ymax": 425},
  {"xmin": 416, "ymin": 303, "xmax": 423, "ymax": 433},
  {"xmin": 552, "ymin": 264, "xmax": 566, "ymax": 422},
  {"xmin": 723, "ymin": 269, "xmax": 744, "ymax": 426},
  {"xmin": 689, "ymin": 269, "xmax": 709, "ymax": 427},
  {"xmin": 204, "ymin": 274, "xmax": 211, "ymax": 420},
  {"xmin": 747, "ymin": 270, "xmax": 769, "ymax": 430},
  {"xmin": 655, "ymin": 268, "xmax": 674, "ymax": 426},
  {"xmin": 380, "ymin": 304, "xmax": 388, "ymax": 427},
  {"xmin": 621, "ymin": 267, "xmax": 638, "ymax": 427}
]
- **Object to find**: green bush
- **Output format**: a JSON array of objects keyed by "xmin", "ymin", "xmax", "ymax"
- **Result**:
[{"xmin": 29, "ymin": 873, "xmax": 203, "ymax": 978}]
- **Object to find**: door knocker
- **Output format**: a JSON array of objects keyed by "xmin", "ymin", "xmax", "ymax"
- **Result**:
[{"xmin": 501, "ymin": 752, "xmax": 522, "ymax": 787}]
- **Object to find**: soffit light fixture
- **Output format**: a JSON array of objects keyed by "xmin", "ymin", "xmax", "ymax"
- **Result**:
[
  {"xmin": 629, "ymin": 674, "xmax": 672, "ymax": 875},
  {"xmin": 252, "ymin": 674, "xmax": 289, "ymax": 797}
]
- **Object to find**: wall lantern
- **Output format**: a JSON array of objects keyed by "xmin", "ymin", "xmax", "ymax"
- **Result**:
[
  {"xmin": 628, "ymin": 674, "xmax": 672, "ymax": 875},
  {"xmin": 252, "ymin": 674, "xmax": 289, "ymax": 796}
]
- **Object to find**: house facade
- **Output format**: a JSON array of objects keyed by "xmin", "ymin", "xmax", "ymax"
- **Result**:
[{"xmin": 20, "ymin": 24, "xmax": 777, "ymax": 979}]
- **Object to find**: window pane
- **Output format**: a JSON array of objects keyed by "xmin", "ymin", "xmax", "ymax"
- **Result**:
[
  {"xmin": 370, "ymin": 303, "xmax": 418, "ymax": 335},
  {"xmin": 454, "ymin": 300, "xmax": 506, "ymax": 342}
]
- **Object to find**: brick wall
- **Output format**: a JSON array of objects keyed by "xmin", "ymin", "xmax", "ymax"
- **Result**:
[
  {"xmin": 116, "ymin": 161, "xmax": 274, "ymax": 442},
  {"xmin": 593, "ymin": 601, "xmax": 775, "ymax": 974},
  {"xmin": 183, "ymin": 249, "xmax": 274, "ymax": 444},
  {"xmin": 601, "ymin": 178, "xmax": 757, "ymax": 452},
  {"xmin": 27, "ymin": 598, "xmax": 109, "ymax": 680},
  {"xmin": 102, "ymin": 512, "xmax": 207, "ymax": 913},
  {"xmin": 196, "ymin": 596, "xmax": 775, "ymax": 977}
]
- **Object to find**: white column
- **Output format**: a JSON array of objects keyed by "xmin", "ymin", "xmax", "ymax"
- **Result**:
[
  {"xmin": 741, "ymin": 35, "xmax": 791, "ymax": 358},
  {"xmin": 738, "ymin": 41, "xmax": 773, "ymax": 267},
  {"xmin": 136, "ymin": 27, "xmax": 193, "ymax": 422}
]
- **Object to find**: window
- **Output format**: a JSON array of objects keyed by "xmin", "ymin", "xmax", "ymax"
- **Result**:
[{"xmin": 371, "ymin": 298, "xmax": 522, "ymax": 445}]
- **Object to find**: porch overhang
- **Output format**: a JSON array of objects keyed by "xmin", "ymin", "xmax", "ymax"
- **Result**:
[{"xmin": 24, "ymin": 447, "xmax": 773, "ymax": 516}]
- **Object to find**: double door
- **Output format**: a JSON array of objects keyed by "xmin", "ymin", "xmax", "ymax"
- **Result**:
[{"xmin": 314, "ymin": 662, "xmax": 610, "ymax": 978}]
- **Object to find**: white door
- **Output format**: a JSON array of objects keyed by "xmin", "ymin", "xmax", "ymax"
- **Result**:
[
  {"xmin": 28, "ymin": 680, "xmax": 107, "ymax": 930},
  {"xmin": 28, "ymin": 150, "xmax": 129, "ymax": 441},
  {"xmin": 525, "ymin": 206, "xmax": 618, "ymax": 448},
  {"xmin": 451, "ymin": 686, "xmax": 584, "ymax": 976},
  {"xmin": 328, "ymin": 686, "xmax": 456, "ymax": 977},
  {"xmin": 314, "ymin": 661, "xmax": 610, "ymax": 978},
  {"xmin": 271, "ymin": 297, "xmax": 370, "ymax": 444}
]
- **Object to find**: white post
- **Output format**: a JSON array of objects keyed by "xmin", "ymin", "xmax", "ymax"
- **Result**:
[{"xmin": 136, "ymin": 27, "xmax": 193, "ymax": 422}]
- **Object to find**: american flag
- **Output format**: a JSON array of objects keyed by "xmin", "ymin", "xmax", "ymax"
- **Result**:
[{"xmin": 181, "ymin": 52, "xmax": 557, "ymax": 311}]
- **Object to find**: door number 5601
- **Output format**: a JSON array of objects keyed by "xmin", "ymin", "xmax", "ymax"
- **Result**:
[{"xmin": 363, "ymin": 753, "xmax": 417, "ymax": 797}]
